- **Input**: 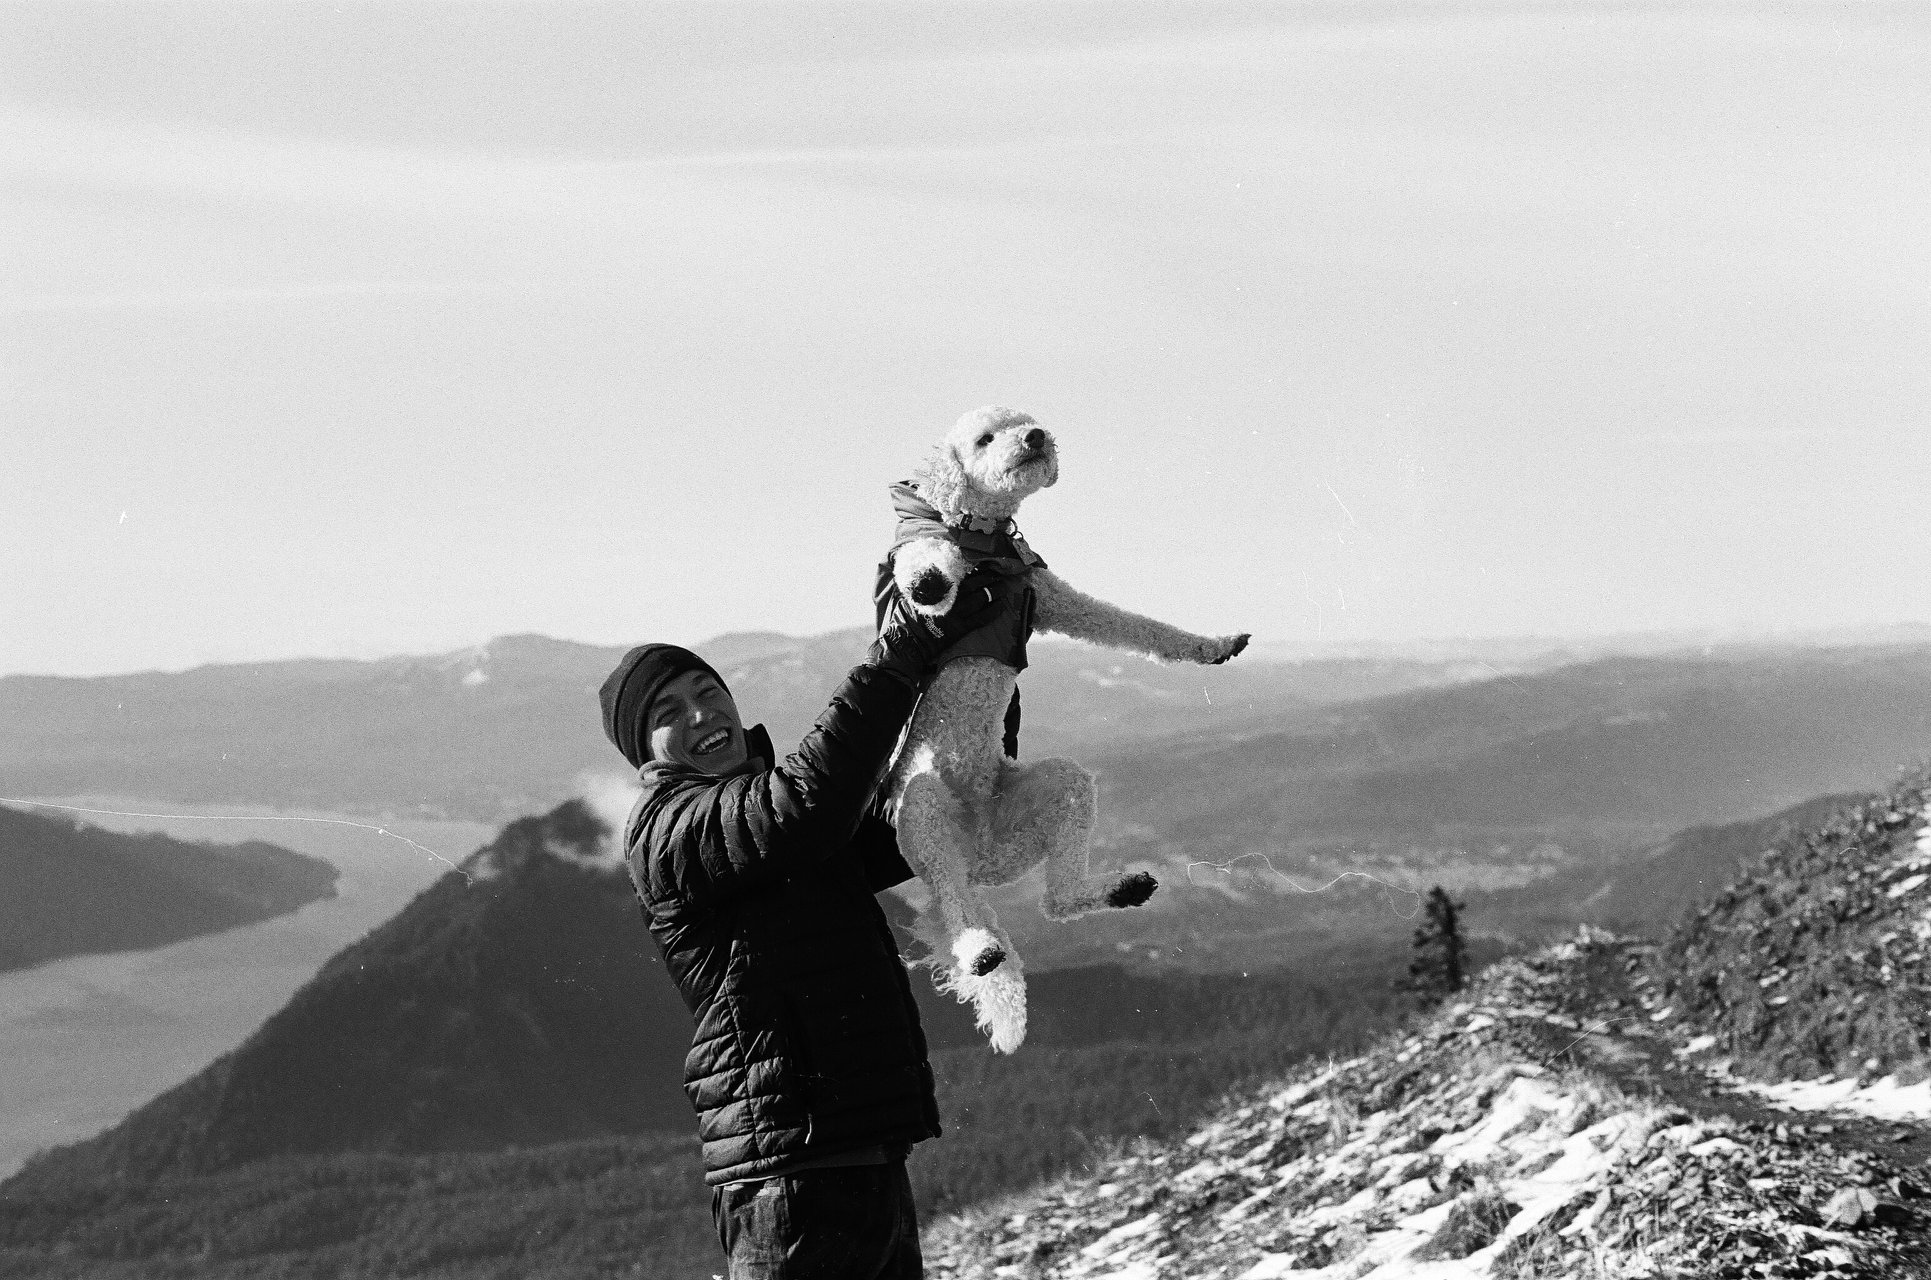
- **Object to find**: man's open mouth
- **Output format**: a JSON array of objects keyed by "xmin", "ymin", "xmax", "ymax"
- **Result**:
[{"xmin": 692, "ymin": 728, "xmax": 732, "ymax": 757}]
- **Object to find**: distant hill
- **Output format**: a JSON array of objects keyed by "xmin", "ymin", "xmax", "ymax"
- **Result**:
[
  {"xmin": 1094, "ymin": 647, "xmax": 1931, "ymax": 862},
  {"xmin": 0, "ymin": 629, "xmax": 1564, "ymax": 822},
  {"xmin": 1467, "ymin": 790, "xmax": 1868, "ymax": 942},
  {"xmin": 0, "ymin": 804, "xmax": 336, "ymax": 972},
  {"xmin": 928, "ymin": 641, "xmax": 1849, "ymax": 972},
  {"xmin": 954, "ymin": 645, "xmax": 1931, "ymax": 974}
]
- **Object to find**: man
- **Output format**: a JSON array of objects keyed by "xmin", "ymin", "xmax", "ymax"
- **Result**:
[{"xmin": 600, "ymin": 578, "xmax": 1012, "ymax": 1280}]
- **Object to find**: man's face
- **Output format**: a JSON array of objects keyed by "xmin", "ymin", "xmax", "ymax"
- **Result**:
[{"xmin": 645, "ymin": 669, "xmax": 749, "ymax": 775}]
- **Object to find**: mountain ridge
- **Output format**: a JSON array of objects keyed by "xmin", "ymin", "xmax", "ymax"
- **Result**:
[{"xmin": 0, "ymin": 627, "xmax": 1521, "ymax": 822}]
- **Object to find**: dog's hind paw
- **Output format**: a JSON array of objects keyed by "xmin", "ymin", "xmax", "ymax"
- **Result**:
[
  {"xmin": 1207, "ymin": 633, "xmax": 1251, "ymax": 665},
  {"xmin": 953, "ymin": 927, "xmax": 1003, "ymax": 977},
  {"xmin": 1106, "ymin": 871, "xmax": 1158, "ymax": 909}
]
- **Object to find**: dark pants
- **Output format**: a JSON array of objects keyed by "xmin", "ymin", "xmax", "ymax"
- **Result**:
[{"xmin": 711, "ymin": 1162, "xmax": 923, "ymax": 1280}]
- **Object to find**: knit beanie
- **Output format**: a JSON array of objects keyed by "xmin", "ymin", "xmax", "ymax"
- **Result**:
[{"xmin": 599, "ymin": 643, "xmax": 729, "ymax": 769}]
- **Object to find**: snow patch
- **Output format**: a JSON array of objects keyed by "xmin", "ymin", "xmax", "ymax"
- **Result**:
[
  {"xmin": 1089, "ymin": 1262, "xmax": 1161, "ymax": 1280},
  {"xmin": 462, "ymin": 846, "xmax": 504, "ymax": 882},
  {"xmin": 1080, "ymin": 1212, "xmax": 1162, "ymax": 1259},
  {"xmin": 1725, "ymin": 1071, "xmax": 1931, "ymax": 1123}
]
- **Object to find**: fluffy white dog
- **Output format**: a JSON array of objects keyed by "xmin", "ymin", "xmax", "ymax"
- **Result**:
[{"xmin": 879, "ymin": 406, "xmax": 1249, "ymax": 1052}]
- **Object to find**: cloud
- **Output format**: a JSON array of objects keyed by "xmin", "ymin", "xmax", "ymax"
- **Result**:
[
  {"xmin": 568, "ymin": 772, "xmax": 643, "ymax": 872},
  {"xmin": 461, "ymin": 774, "xmax": 638, "ymax": 883}
]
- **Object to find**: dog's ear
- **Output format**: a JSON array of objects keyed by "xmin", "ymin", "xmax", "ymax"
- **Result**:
[{"xmin": 917, "ymin": 440, "xmax": 969, "ymax": 512}]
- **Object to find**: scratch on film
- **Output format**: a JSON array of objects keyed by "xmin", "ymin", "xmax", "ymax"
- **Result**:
[
  {"xmin": 1184, "ymin": 852, "xmax": 1423, "ymax": 919},
  {"xmin": 0, "ymin": 798, "xmax": 472, "ymax": 884}
]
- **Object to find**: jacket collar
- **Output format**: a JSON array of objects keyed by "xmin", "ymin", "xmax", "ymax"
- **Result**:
[{"xmin": 888, "ymin": 480, "xmax": 1023, "ymax": 545}]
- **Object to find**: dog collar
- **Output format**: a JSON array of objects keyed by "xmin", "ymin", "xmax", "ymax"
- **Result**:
[{"xmin": 948, "ymin": 512, "xmax": 1011, "ymax": 536}]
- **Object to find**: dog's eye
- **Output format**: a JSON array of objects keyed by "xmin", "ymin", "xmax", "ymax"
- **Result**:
[{"xmin": 976, "ymin": 434, "xmax": 994, "ymax": 447}]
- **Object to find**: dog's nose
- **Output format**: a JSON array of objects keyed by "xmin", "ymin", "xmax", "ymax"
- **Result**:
[{"xmin": 1024, "ymin": 428, "xmax": 1046, "ymax": 449}]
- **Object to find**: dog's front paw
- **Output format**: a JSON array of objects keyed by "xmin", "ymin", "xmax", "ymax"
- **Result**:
[
  {"xmin": 1106, "ymin": 871, "xmax": 1158, "ymax": 909},
  {"xmin": 894, "ymin": 537, "xmax": 966, "ymax": 615},
  {"xmin": 1202, "ymin": 633, "xmax": 1250, "ymax": 665},
  {"xmin": 909, "ymin": 566, "xmax": 955, "ymax": 610}
]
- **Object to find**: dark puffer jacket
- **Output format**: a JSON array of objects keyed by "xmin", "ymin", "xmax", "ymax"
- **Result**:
[{"xmin": 623, "ymin": 663, "xmax": 942, "ymax": 1185}]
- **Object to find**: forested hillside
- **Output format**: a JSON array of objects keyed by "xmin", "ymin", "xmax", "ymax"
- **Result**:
[{"xmin": 0, "ymin": 803, "xmax": 336, "ymax": 972}]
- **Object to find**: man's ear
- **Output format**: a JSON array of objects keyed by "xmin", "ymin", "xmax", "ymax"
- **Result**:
[{"xmin": 745, "ymin": 723, "xmax": 776, "ymax": 770}]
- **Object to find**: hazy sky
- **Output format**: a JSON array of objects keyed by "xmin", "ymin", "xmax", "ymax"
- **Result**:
[{"xmin": 6, "ymin": 1, "xmax": 1927, "ymax": 677}]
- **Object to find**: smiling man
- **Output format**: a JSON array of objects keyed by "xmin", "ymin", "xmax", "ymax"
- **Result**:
[
  {"xmin": 645, "ymin": 665, "xmax": 750, "ymax": 774},
  {"xmin": 597, "ymin": 579, "xmax": 1011, "ymax": 1280}
]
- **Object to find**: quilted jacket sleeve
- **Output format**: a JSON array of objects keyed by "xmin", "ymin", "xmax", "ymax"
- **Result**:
[
  {"xmin": 631, "ymin": 662, "xmax": 918, "ymax": 917},
  {"xmin": 850, "ymin": 811, "xmax": 915, "ymax": 893}
]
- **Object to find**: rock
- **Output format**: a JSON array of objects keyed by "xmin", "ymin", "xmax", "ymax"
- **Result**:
[{"xmin": 1821, "ymin": 1186, "xmax": 1879, "ymax": 1227}]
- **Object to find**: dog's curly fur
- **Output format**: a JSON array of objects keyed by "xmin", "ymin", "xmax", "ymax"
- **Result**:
[{"xmin": 885, "ymin": 407, "xmax": 1249, "ymax": 1053}]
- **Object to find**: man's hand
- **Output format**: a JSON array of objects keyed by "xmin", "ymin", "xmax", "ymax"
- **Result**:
[{"xmin": 870, "ymin": 572, "xmax": 1020, "ymax": 683}]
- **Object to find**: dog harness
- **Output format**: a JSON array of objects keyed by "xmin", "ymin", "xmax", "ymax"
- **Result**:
[
  {"xmin": 875, "ymin": 481, "xmax": 1045, "ymax": 759},
  {"xmin": 875, "ymin": 481, "xmax": 1046, "ymax": 672}
]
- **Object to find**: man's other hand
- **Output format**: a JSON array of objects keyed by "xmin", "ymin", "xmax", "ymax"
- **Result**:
[{"xmin": 870, "ymin": 572, "xmax": 1020, "ymax": 682}]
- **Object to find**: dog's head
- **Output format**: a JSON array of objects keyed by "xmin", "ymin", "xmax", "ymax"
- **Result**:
[{"xmin": 917, "ymin": 406, "xmax": 1058, "ymax": 517}]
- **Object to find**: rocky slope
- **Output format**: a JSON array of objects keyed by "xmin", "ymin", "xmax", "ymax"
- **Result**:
[
  {"xmin": 927, "ymin": 928, "xmax": 1931, "ymax": 1279},
  {"xmin": 1662, "ymin": 772, "xmax": 1931, "ymax": 1086},
  {"xmin": 0, "ymin": 802, "xmax": 336, "ymax": 971},
  {"xmin": 924, "ymin": 779, "xmax": 1931, "ymax": 1279}
]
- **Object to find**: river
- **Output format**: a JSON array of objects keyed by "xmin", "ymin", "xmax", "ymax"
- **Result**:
[{"xmin": 0, "ymin": 800, "xmax": 496, "ymax": 1179}]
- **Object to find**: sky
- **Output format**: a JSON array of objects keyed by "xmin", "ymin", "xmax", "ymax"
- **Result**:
[{"xmin": 5, "ymin": 0, "xmax": 1928, "ymax": 677}]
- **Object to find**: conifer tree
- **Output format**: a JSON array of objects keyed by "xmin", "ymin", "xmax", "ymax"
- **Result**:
[{"xmin": 1404, "ymin": 885, "xmax": 1466, "ymax": 1000}]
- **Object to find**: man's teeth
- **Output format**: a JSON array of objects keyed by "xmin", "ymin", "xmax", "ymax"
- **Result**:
[{"xmin": 693, "ymin": 729, "xmax": 730, "ymax": 755}]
